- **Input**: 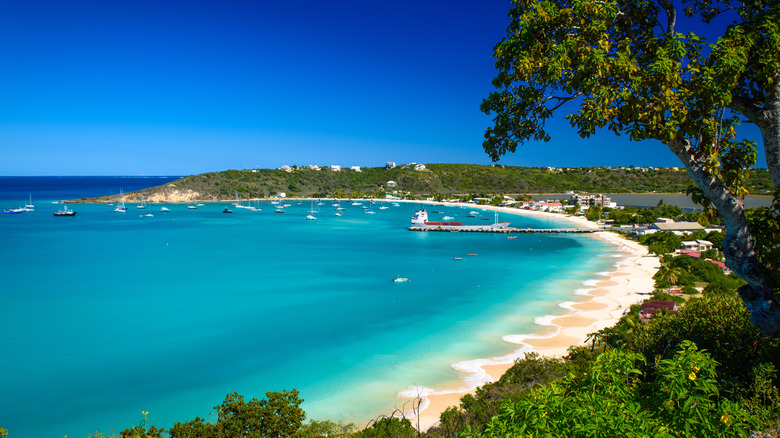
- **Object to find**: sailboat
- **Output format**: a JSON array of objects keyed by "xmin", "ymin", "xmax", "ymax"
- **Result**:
[
  {"xmin": 24, "ymin": 194, "xmax": 34, "ymax": 211},
  {"xmin": 114, "ymin": 190, "xmax": 127, "ymax": 213}
]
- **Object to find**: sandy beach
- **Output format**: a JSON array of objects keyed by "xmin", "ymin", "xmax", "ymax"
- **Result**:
[{"xmin": 398, "ymin": 203, "xmax": 660, "ymax": 430}]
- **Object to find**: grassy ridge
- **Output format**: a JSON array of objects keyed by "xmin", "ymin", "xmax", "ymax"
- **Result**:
[{"xmin": 86, "ymin": 164, "xmax": 772, "ymax": 201}]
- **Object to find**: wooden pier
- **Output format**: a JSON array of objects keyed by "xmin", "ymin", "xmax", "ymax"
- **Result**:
[{"xmin": 408, "ymin": 226, "xmax": 596, "ymax": 234}]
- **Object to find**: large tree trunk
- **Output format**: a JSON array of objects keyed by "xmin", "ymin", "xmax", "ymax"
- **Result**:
[{"xmin": 668, "ymin": 139, "xmax": 780, "ymax": 335}]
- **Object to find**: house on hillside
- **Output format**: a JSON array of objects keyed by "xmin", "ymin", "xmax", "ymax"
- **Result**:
[
  {"xmin": 639, "ymin": 300, "xmax": 679, "ymax": 321},
  {"xmin": 350, "ymin": 166, "xmax": 361, "ymax": 172},
  {"xmin": 386, "ymin": 162, "xmax": 396, "ymax": 169},
  {"xmin": 386, "ymin": 181, "xmax": 397, "ymax": 188},
  {"xmin": 414, "ymin": 164, "xmax": 426, "ymax": 171},
  {"xmin": 307, "ymin": 165, "xmax": 321, "ymax": 171},
  {"xmin": 330, "ymin": 165, "xmax": 341, "ymax": 171},
  {"xmin": 280, "ymin": 165, "xmax": 293, "ymax": 172}
]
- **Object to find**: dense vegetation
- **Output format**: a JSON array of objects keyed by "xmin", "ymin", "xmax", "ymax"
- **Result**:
[{"xmin": 94, "ymin": 165, "xmax": 772, "ymax": 201}]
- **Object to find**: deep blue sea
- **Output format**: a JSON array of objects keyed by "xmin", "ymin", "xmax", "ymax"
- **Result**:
[{"xmin": 0, "ymin": 177, "xmax": 619, "ymax": 437}]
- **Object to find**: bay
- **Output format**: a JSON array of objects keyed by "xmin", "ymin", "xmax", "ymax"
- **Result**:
[{"xmin": 1, "ymin": 178, "xmax": 618, "ymax": 437}]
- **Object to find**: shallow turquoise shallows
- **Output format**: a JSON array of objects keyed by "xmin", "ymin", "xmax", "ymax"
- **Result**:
[{"xmin": 0, "ymin": 178, "xmax": 618, "ymax": 437}]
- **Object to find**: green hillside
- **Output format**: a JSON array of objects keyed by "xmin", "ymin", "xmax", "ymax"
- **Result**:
[{"xmin": 85, "ymin": 164, "xmax": 772, "ymax": 202}]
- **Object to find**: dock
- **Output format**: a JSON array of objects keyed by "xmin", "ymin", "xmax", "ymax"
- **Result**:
[{"xmin": 408, "ymin": 226, "xmax": 596, "ymax": 234}]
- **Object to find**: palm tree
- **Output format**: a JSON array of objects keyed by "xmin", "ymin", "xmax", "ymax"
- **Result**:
[{"xmin": 657, "ymin": 263, "xmax": 686, "ymax": 294}]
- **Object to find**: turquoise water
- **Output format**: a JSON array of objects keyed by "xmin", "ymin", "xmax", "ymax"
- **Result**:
[{"xmin": 1, "ymin": 186, "xmax": 618, "ymax": 437}]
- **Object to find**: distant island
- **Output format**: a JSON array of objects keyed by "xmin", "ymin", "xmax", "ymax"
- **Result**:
[{"xmin": 68, "ymin": 164, "xmax": 773, "ymax": 203}]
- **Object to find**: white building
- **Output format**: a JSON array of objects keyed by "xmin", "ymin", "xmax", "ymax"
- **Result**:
[
  {"xmin": 350, "ymin": 166, "xmax": 361, "ymax": 172},
  {"xmin": 386, "ymin": 181, "xmax": 398, "ymax": 188},
  {"xmin": 307, "ymin": 165, "xmax": 321, "ymax": 171},
  {"xmin": 330, "ymin": 165, "xmax": 341, "ymax": 171},
  {"xmin": 276, "ymin": 192, "xmax": 287, "ymax": 198},
  {"xmin": 279, "ymin": 165, "xmax": 293, "ymax": 172},
  {"xmin": 680, "ymin": 240, "xmax": 713, "ymax": 252},
  {"xmin": 386, "ymin": 162, "xmax": 396, "ymax": 169},
  {"xmin": 414, "ymin": 164, "xmax": 426, "ymax": 171}
]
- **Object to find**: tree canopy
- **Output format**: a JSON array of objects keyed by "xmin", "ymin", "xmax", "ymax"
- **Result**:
[{"xmin": 481, "ymin": 0, "xmax": 780, "ymax": 334}]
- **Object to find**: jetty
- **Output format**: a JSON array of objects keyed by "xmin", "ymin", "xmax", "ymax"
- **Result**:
[{"xmin": 408, "ymin": 226, "xmax": 596, "ymax": 234}]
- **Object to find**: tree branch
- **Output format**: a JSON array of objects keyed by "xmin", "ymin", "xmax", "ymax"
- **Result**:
[{"xmin": 667, "ymin": 138, "xmax": 780, "ymax": 334}]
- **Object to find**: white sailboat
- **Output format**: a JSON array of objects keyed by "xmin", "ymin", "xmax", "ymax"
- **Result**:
[
  {"xmin": 114, "ymin": 190, "xmax": 127, "ymax": 213},
  {"xmin": 24, "ymin": 194, "xmax": 34, "ymax": 211}
]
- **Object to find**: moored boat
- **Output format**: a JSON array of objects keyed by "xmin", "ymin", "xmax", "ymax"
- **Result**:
[{"xmin": 53, "ymin": 206, "xmax": 76, "ymax": 217}]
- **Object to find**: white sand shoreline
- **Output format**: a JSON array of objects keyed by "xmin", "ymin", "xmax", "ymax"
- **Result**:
[{"xmin": 392, "ymin": 202, "xmax": 659, "ymax": 431}]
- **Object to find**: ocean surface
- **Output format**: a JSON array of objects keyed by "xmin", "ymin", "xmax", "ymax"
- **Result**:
[{"xmin": 1, "ymin": 177, "xmax": 619, "ymax": 437}]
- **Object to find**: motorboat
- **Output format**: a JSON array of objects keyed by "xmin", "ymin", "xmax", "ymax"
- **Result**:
[{"xmin": 53, "ymin": 206, "xmax": 76, "ymax": 217}]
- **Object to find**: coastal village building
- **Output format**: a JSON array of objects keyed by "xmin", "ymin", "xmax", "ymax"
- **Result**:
[
  {"xmin": 414, "ymin": 164, "xmax": 427, "ymax": 171},
  {"xmin": 350, "ymin": 166, "xmax": 361, "ymax": 172},
  {"xmin": 276, "ymin": 192, "xmax": 286, "ymax": 198},
  {"xmin": 280, "ymin": 165, "xmax": 293, "ymax": 172},
  {"xmin": 571, "ymin": 193, "xmax": 617, "ymax": 208},
  {"xmin": 307, "ymin": 165, "xmax": 321, "ymax": 171},
  {"xmin": 386, "ymin": 181, "xmax": 397, "ymax": 188},
  {"xmin": 329, "ymin": 165, "xmax": 341, "ymax": 171},
  {"xmin": 680, "ymin": 240, "xmax": 713, "ymax": 252},
  {"xmin": 386, "ymin": 162, "xmax": 396, "ymax": 169},
  {"xmin": 536, "ymin": 201, "xmax": 563, "ymax": 212},
  {"xmin": 647, "ymin": 221, "xmax": 705, "ymax": 235}
]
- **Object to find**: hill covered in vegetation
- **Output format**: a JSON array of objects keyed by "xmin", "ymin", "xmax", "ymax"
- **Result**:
[{"xmin": 82, "ymin": 164, "xmax": 772, "ymax": 203}]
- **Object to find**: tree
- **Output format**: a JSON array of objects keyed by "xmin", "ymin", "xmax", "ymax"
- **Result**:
[
  {"xmin": 481, "ymin": 0, "xmax": 780, "ymax": 333},
  {"xmin": 170, "ymin": 391, "xmax": 305, "ymax": 438},
  {"xmin": 656, "ymin": 263, "xmax": 686, "ymax": 293}
]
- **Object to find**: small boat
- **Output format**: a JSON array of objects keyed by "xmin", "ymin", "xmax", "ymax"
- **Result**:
[
  {"xmin": 365, "ymin": 210, "xmax": 376, "ymax": 214},
  {"xmin": 443, "ymin": 216, "xmax": 454, "ymax": 220},
  {"xmin": 334, "ymin": 212, "xmax": 342, "ymax": 216},
  {"xmin": 393, "ymin": 276, "xmax": 409, "ymax": 283},
  {"xmin": 507, "ymin": 236, "xmax": 517, "ymax": 240},
  {"xmin": 274, "ymin": 207, "xmax": 285, "ymax": 213},
  {"xmin": 223, "ymin": 207, "xmax": 233, "ymax": 213},
  {"xmin": 467, "ymin": 253, "xmax": 478, "ymax": 256},
  {"xmin": 24, "ymin": 194, "xmax": 34, "ymax": 211},
  {"xmin": 143, "ymin": 211, "xmax": 154, "ymax": 217},
  {"xmin": 197, "ymin": 203, "xmax": 204, "ymax": 207},
  {"xmin": 3, "ymin": 208, "xmax": 26, "ymax": 214},
  {"xmin": 466, "ymin": 214, "xmax": 476, "ymax": 218},
  {"xmin": 187, "ymin": 205, "xmax": 197, "ymax": 209},
  {"xmin": 379, "ymin": 206, "xmax": 389, "ymax": 210},
  {"xmin": 305, "ymin": 214, "xmax": 316, "ymax": 220},
  {"xmin": 453, "ymin": 257, "xmax": 464, "ymax": 260},
  {"xmin": 160, "ymin": 207, "xmax": 170, "ymax": 212},
  {"xmin": 53, "ymin": 206, "xmax": 76, "ymax": 217}
]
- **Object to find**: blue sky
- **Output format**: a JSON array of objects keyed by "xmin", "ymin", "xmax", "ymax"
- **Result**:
[{"xmin": 0, "ymin": 0, "xmax": 766, "ymax": 175}]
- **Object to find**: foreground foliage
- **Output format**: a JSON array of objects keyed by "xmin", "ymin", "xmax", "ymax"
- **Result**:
[{"xmin": 439, "ymin": 294, "xmax": 780, "ymax": 438}]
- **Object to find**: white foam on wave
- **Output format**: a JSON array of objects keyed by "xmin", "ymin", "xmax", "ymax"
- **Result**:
[
  {"xmin": 533, "ymin": 315, "xmax": 557, "ymax": 326},
  {"xmin": 597, "ymin": 271, "xmax": 611, "ymax": 277},
  {"xmin": 574, "ymin": 287, "xmax": 594, "ymax": 296},
  {"xmin": 582, "ymin": 279, "xmax": 600, "ymax": 287},
  {"xmin": 559, "ymin": 301, "xmax": 578, "ymax": 311}
]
